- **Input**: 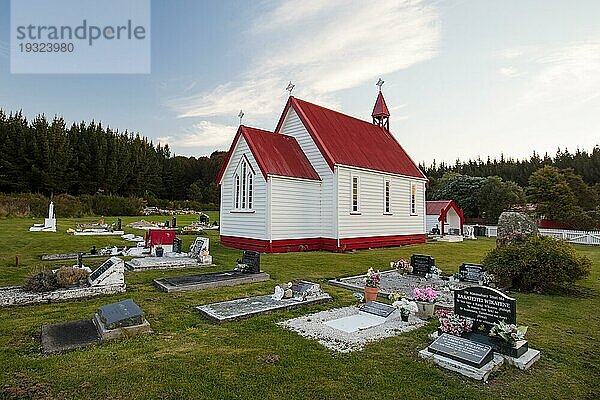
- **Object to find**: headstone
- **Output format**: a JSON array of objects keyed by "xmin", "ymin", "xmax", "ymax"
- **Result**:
[
  {"xmin": 88, "ymin": 257, "xmax": 125, "ymax": 287},
  {"xmin": 77, "ymin": 253, "xmax": 83, "ymax": 267},
  {"xmin": 117, "ymin": 218, "xmax": 122, "ymax": 231},
  {"xmin": 359, "ymin": 301, "xmax": 396, "ymax": 318},
  {"xmin": 96, "ymin": 299, "xmax": 145, "ymax": 330},
  {"xmin": 428, "ymin": 333, "xmax": 494, "ymax": 368},
  {"xmin": 90, "ymin": 245, "xmax": 97, "ymax": 255},
  {"xmin": 172, "ymin": 216, "xmax": 177, "ymax": 228},
  {"xmin": 172, "ymin": 237, "xmax": 182, "ymax": 253},
  {"xmin": 239, "ymin": 250, "xmax": 260, "ymax": 273},
  {"xmin": 410, "ymin": 254, "xmax": 435, "ymax": 276},
  {"xmin": 459, "ymin": 263, "xmax": 485, "ymax": 283},
  {"xmin": 199, "ymin": 214, "xmax": 209, "ymax": 225},
  {"xmin": 496, "ymin": 212, "xmax": 539, "ymax": 246},
  {"xmin": 290, "ymin": 281, "xmax": 320, "ymax": 297},
  {"xmin": 454, "ymin": 286, "xmax": 516, "ymax": 332},
  {"xmin": 190, "ymin": 237, "xmax": 209, "ymax": 257},
  {"xmin": 165, "ymin": 220, "xmax": 170, "ymax": 228}
]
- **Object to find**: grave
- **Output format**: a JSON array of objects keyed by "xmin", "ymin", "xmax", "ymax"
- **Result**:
[
  {"xmin": 29, "ymin": 201, "xmax": 57, "ymax": 232},
  {"xmin": 236, "ymin": 250, "xmax": 260, "ymax": 273},
  {"xmin": 410, "ymin": 254, "xmax": 435, "ymax": 276},
  {"xmin": 419, "ymin": 286, "xmax": 540, "ymax": 380},
  {"xmin": 196, "ymin": 281, "xmax": 331, "ymax": 323},
  {"xmin": 458, "ymin": 263, "xmax": 485, "ymax": 283},
  {"xmin": 126, "ymin": 236, "xmax": 214, "ymax": 271},
  {"xmin": 0, "ymin": 257, "xmax": 125, "ymax": 307},
  {"xmin": 280, "ymin": 302, "xmax": 427, "ymax": 353},
  {"xmin": 324, "ymin": 301, "xmax": 396, "ymax": 333},
  {"xmin": 329, "ymin": 269, "xmax": 478, "ymax": 308},
  {"xmin": 41, "ymin": 299, "xmax": 151, "ymax": 354},
  {"xmin": 189, "ymin": 237, "xmax": 212, "ymax": 265}
]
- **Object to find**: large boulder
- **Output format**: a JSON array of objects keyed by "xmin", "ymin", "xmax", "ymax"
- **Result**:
[{"xmin": 496, "ymin": 212, "xmax": 539, "ymax": 246}]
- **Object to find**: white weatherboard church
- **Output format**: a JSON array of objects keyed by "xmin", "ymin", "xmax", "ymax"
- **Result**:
[{"xmin": 216, "ymin": 87, "xmax": 427, "ymax": 253}]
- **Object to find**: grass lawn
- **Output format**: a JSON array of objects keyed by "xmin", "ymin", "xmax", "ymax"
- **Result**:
[{"xmin": 0, "ymin": 213, "xmax": 599, "ymax": 399}]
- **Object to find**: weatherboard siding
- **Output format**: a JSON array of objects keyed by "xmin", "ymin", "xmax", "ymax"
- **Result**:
[
  {"xmin": 279, "ymin": 109, "xmax": 335, "ymax": 239},
  {"xmin": 220, "ymin": 136, "xmax": 268, "ymax": 240},
  {"xmin": 426, "ymin": 215, "xmax": 439, "ymax": 233},
  {"xmin": 337, "ymin": 166, "xmax": 426, "ymax": 239},
  {"xmin": 270, "ymin": 176, "xmax": 322, "ymax": 240}
]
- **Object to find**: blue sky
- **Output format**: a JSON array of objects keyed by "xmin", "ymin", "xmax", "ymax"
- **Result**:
[{"xmin": 1, "ymin": 0, "xmax": 599, "ymax": 165}]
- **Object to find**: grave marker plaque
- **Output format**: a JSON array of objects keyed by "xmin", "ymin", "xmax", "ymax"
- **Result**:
[
  {"xmin": 454, "ymin": 286, "xmax": 516, "ymax": 332},
  {"xmin": 410, "ymin": 254, "xmax": 435, "ymax": 276},
  {"xmin": 290, "ymin": 281, "xmax": 318, "ymax": 296},
  {"xmin": 428, "ymin": 333, "xmax": 493, "ymax": 368},
  {"xmin": 459, "ymin": 263, "xmax": 485, "ymax": 283},
  {"xmin": 359, "ymin": 301, "xmax": 396, "ymax": 318},
  {"xmin": 171, "ymin": 216, "xmax": 177, "ymax": 228},
  {"xmin": 240, "ymin": 250, "xmax": 260, "ymax": 273},
  {"xmin": 88, "ymin": 258, "xmax": 115, "ymax": 283},
  {"xmin": 96, "ymin": 299, "xmax": 144, "ymax": 330},
  {"xmin": 172, "ymin": 237, "xmax": 182, "ymax": 253}
]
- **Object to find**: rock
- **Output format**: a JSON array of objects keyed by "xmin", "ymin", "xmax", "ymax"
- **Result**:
[{"xmin": 496, "ymin": 212, "xmax": 539, "ymax": 246}]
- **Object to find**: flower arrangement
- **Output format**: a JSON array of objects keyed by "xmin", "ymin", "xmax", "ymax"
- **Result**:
[
  {"xmin": 392, "ymin": 298, "xmax": 418, "ymax": 317},
  {"xmin": 413, "ymin": 287, "xmax": 439, "ymax": 302},
  {"xmin": 391, "ymin": 259, "xmax": 410, "ymax": 273},
  {"xmin": 387, "ymin": 292, "xmax": 406, "ymax": 303},
  {"xmin": 364, "ymin": 268, "xmax": 381, "ymax": 288},
  {"xmin": 436, "ymin": 310, "xmax": 472, "ymax": 336},
  {"xmin": 353, "ymin": 292, "xmax": 365, "ymax": 303},
  {"xmin": 489, "ymin": 321, "xmax": 528, "ymax": 344},
  {"xmin": 451, "ymin": 272, "xmax": 464, "ymax": 281},
  {"xmin": 430, "ymin": 266, "xmax": 442, "ymax": 276}
]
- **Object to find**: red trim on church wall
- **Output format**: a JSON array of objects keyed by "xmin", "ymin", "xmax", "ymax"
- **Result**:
[{"xmin": 219, "ymin": 234, "xmax": 426, "ymax": 253}]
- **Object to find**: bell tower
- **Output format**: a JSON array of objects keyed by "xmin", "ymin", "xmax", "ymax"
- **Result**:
[{"xmin": 372, "ymin": 78, "xmax": 390, "ymax": 131}]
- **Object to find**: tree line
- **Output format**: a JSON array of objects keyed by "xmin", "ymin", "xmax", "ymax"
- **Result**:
[
  {"xmin": 0, "ymin": 110, "xmax": 226, "ymax": 205},
  {"xmin": 422, "ymin": 149, "xmax": 600, "ymax": 229}
]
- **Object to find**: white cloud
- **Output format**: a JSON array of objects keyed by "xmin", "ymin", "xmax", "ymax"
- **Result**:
[
  {"xmin": 158, "ymin": 120, "xmax": 237, "ymax": 150},
  {"xmin": 498, "ymin": 66, "xmax": 520, "ymax": 78},
  {"xmin": 167, "ymin": 0, "xmax": 440, "ymax": 119}
]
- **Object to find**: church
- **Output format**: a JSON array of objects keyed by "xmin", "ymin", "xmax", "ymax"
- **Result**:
[{"xmin": 216, "ymin": 87, "xmax": 428, "ymax": 253}]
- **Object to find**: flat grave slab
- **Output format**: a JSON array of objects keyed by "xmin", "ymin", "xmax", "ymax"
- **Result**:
[
  {"xmin": 280, "ymin": 305, "xmax": 427, "ymax": 352},
  {"xmin": 154, "ymin": 271, "xmax": 270, "ymax": 293},
  {"xmin": 196, "ymin": 290, "xmax": 331, "ymax": 323},
  {"xmin": 427, "ymin": 333, "xmax": 493, "ymax": 368},
  {"xmin": 329, "ymin": 269, "xmax": 478, "ymax": 308},
  {"xmin": 41, "ymin": 319, "xmax": 101, "ymax": 354},
  {"xmin": 419, "ymin": 347, "xmax": 504, "ymax": 382},
  {"xmin": 125, "ymin": 256, "xmax": 209, "ymax": 271},
  {"xmin": 502, "ymin": 348, "xmax": 541, "ymax": 370}
]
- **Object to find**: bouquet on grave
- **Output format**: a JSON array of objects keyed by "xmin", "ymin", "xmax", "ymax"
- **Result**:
[
  {"xmin": 489, "ymin": 321, "xmax": 528, "ymax": 344},
  {"xmin": 392, "ymin": 297, "xmax": 418, "ymax": 317},
  {"xmin": 413, "ymin": 286, "xmax": 439, "ymax": 303},
  {"xmin": 436, "ymin": 309, "xmax": 472, "ymax": 336},
  {"xmin": 364, "ymin": 268, "xmax": 381, "ymax": 288},
  {"xmin": 391, "ymin": 258, "xmax": 410, "ymax": 273}
]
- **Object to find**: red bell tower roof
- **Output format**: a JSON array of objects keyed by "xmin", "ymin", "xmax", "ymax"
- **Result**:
[{"xmin": 372, "ymin": 91, "xmax": 390, "ymax": 117}]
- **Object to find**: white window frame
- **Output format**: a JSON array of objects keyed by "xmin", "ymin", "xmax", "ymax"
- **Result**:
[
  {"xmin": 410, "ymin": 182, "xmax": 418, "ymax": 216},
  {"xmin": 232, "ymin": 155, "xmax": 255, "ymax": 212},
  {"xmin": 350, "ymin": 174, "xmax": 361, "ymax": 214},
  {"xmin": 383, "ymin": 178, "xmax": 392, "ymax": 214}
]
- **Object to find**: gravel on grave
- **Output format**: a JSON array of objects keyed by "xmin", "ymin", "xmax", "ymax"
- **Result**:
[{"xmin": 278, "ymin": 305, "xmax": 427, "ymax": 353}]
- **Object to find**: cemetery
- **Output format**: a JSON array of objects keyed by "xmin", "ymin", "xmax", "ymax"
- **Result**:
[{"xmin": 125, "ymin": 236, "xmax": 214, "ymax": 271}]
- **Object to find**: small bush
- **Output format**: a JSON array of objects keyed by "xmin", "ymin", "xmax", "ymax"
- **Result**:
[
  {"xmin": 55, "ymin": 266, "xmax": 89, "ymax": 288},
  {"xmin": 482, "ymin": 235, "xmax": 592, "ymax": 293},
  {"xmin": 23, "ymin": 271, "xmax": 59, "ymax": 292}
]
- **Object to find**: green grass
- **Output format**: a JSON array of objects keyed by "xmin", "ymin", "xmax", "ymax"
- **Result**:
[{"xmin": 0, "ymin": 214, "xmax": 599, "ymax": 399}]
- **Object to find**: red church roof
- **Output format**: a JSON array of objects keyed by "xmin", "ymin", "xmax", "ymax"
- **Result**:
[
  {"xmin": 275, "ymin": 97, "xmax": 426, "ymax": 179},
  {"xmin": 216, "ymin": 126, "xmax": 320, "ymax": 185},
  {"xmin": 371, "ymin": 91, "xmax": 390, "ymax": 117}
]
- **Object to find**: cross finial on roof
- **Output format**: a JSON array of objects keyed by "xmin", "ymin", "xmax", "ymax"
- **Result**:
[
  {"xmin": 286, "ymin": 81, "xmax": 295, "ymax": 96},
  {"xmin": 238, "ymin": 109, "xmax": 244, "ymax": 125},
  {"xmin": 376, "ymin": 78, "xmax": 384, "ymax": 91}
]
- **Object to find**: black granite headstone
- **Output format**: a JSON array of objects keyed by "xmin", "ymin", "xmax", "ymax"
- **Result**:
[
  {"xmin": 199, "ymin": 214, "xmax": 209, "ymax": 225},
  {"xmin": 172, "ymin": 237, "xmax": 182, "ymax": 253},
  {"xmin": 97, "ymin": 299, "xmax": 144, "ymax": 330},
  {"xmin": 454, "ymin": 286, "xmax": 516, "ymax": 333},
  {"xmin": 459, "ymin": 263, "xmax": 485, "ymax": 283},
  {"xmin": 290, "ymin": 281, "xmax": 316, "ymax": 296},
  {"xmin": 428, "ymin": 333, "xmax": 494, "ymax": 368},
  {"xmin": 359, "ymin": 301, "xmax": 396, "ymax": 318},
  {"xmin": 240, "ymin": 250, "xmax": 260, "ymax": 273},
  {"xmin": 410, "ymin": 254, "xmax": 435, "ymax": 276},
  {"xmin": 88, "ymin": 258, "xmax": 115, "ymax": 283},
  {"xmin": 77, "ymin": 253, "xmax": 83, "ymax": 267},
  {"xmin": 117, "ymin": 218, "xmax": 122, "ymax": 231},
  {"xmin": 165, "ymin": 220, "xmax": 170, "ymax": 228},
  {"xmin": 172, "ymin": 216, "xmax": 177, "ymax": 228}
]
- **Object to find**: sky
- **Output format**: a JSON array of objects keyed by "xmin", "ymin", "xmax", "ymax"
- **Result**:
[{"xmin": 0, "ymin": 0, "xmax": 599, "ymax": 166}]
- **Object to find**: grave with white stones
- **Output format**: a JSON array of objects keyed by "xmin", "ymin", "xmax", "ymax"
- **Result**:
[
  {"xmin": 154, "ymin": 249, "xmax": 269, "ymax": 292},
  {"xmin": 419, "ymin": 286, "xmax": 541, "ymax": 381},
  {"xmin": 41, "ymin": 299, "xmax": 151, "ymax": 354},
  {"xmin": 29, "ymin": 201, "xmax": 57, "ymax": 232},
  {"xmin": 125, "ymin": 236, "xmax": 213, "ymax": 271},
  {"xmin": 196, "ymin": 281, "xmax": 331, "ymax": 323}
]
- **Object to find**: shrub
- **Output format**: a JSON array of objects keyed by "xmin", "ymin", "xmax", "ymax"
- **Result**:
[
  {"xmin": 55, "ymin": 266, "xmax": 89, "ymax": 288},
  {"xmin": 482, "ymin": 235, "xmax": 591, "ymax": 293},
  {"xmin": 23, "ymin": 271, "xmax": 59, "ymax": 292}
]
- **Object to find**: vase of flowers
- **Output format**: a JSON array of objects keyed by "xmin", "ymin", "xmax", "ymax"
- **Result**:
[
  {"xmin": 364, "ymin": 268, "xmax": 381, "ymax": 302},
  {"xmin": 391, "ymin": 297, "xmax": 418, "ymax": 322},
  {"xmin": 413, "ymin": 287, "xmax": 439, "ymax": 318},
  {"xmin": 489, "ymin": 321, "xmax": 529, "ymax": 357},
  {"xmin": 436, "ymin": 310, "xmax": 472, "ymax": 336},
  {"xmin": 391, "ymin": 258, "xmax": 410, "ymax": 274}
]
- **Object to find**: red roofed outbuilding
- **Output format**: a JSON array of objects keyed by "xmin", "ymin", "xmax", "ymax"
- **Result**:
[
  {"xmin": 426, "ymin": 200, "xmax": 465, "ymax": 235},
  {"xmin": 217, "ymin": 91, "xmax": 428, "ymax": 253}
]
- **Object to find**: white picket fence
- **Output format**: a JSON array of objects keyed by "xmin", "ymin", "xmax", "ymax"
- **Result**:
[{"xmin": 464, "ymin": 225, "xmax": 600, "ymax": 246}]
